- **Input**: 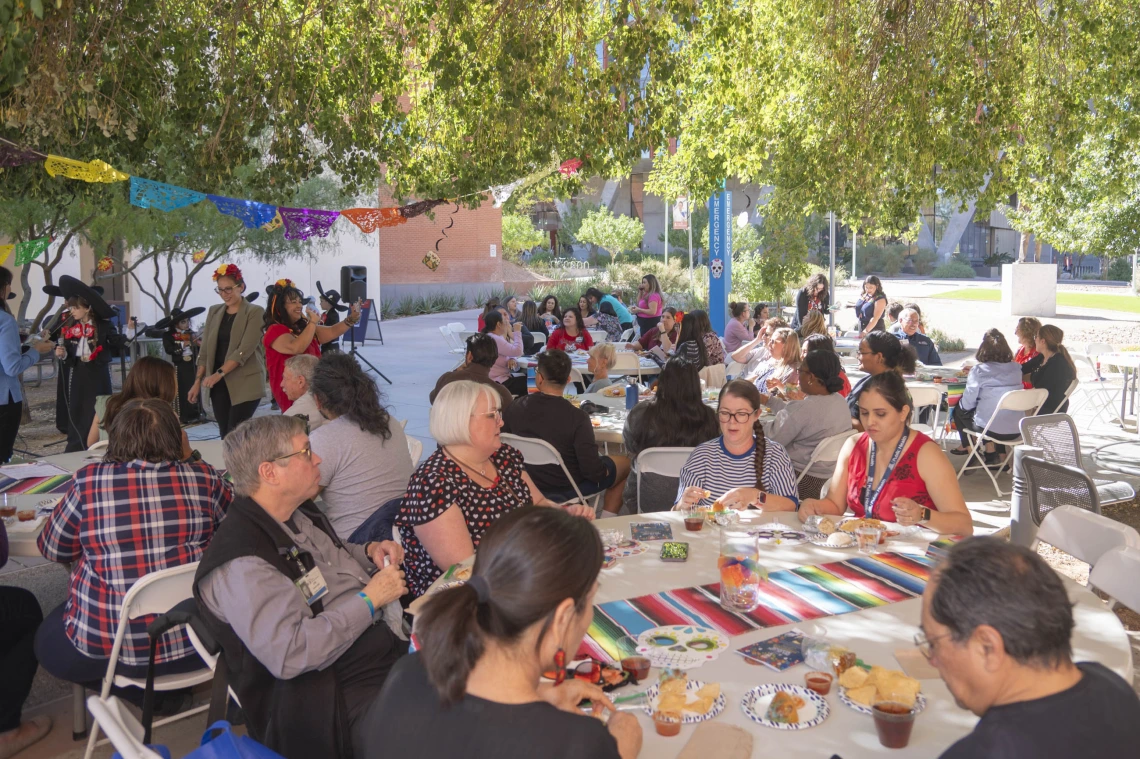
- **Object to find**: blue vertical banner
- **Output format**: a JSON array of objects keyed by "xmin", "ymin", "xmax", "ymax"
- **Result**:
[{"xmin": 707, "ymin": 188, "xmax": 733, "ymax": 334}]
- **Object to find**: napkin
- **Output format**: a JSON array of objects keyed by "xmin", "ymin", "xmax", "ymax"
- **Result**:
[
  {"xmin": 676, "ymin": 723, "xmax": 753, "ymax": 759},
  {"xmin": 894, "ymin": 647, "xmax": 942, "ymax": 679}
]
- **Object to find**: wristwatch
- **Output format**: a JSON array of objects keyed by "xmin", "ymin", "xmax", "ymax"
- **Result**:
[{"xmin": 920, "ymin": 507, "xmax": 932, "ymax": 525}]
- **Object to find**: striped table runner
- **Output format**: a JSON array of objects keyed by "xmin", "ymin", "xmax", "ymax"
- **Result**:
[
  {"xmin": 581, "ymin": 551, "xmax": 936, "ymax": 663},
  {"xmin": 0, "ymin": 474, "xmax": 74, "ymax": 495}
]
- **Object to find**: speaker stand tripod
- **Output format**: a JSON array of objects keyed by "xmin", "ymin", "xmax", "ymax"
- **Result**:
[{"xmin": 346, "ymin": 306, "xmax": 390, "ymax": 384}]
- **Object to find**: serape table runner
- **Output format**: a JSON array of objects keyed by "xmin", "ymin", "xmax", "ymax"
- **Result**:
[
  {"xmin": 0, "ymin": 473, "xmax": 74, "ymax": 494},
  {"xmin": 581, "ymin": 551, "xmax": 936, "ymax": 663}
]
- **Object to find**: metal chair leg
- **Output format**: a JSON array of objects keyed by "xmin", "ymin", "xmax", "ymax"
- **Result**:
[{"xmin": 72, "ymin": 683, "xmax": 88, "ymax": 740}]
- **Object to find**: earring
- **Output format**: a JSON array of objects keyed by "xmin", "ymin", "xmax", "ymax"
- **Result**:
[{"xmin": 553, "ymin": 648, "xmax": 567, "ymax": 686}]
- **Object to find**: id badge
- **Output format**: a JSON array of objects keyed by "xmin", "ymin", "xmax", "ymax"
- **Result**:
[{"xmin": 295, "ymin": 566, "xmax": 329, "ymax": 606}]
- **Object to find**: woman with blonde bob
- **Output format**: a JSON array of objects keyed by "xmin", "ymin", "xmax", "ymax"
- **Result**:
[
  {"xmin": 396, "ymin": 381, "xmax": 594, "ymax": 599},
  {"xmin": 748, "ymin": 327, "xmax": 801, "ymax": 391},
  {"xmin": 585, "ymin": 343, "xmax": 620, "ymax": 394},
  {"xmin": 797, "ymin": 309, "xmax": 828, "ymax": 341}
]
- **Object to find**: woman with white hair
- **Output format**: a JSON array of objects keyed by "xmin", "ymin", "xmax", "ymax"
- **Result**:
[
  {"xmin": 585, "ymin": 343, "xmax": 620, "ymax": 394},
  {"xmin": 396, "ymin": 381, "xmax": 594, "ymax": 598}
]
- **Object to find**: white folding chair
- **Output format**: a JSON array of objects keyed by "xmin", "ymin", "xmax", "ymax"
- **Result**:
[
  {"xmin": 447, "ymin": 321, "xmax": 468, "ymax": 334},
  {"xmin": 438, "ymin": 325, "xmax": 463, "ymax": 354},
  {"xmin": 88, "ymin": 439, "xmax": 110, "ymax": 452},
  {"xmin": 635, "ymin": 447, "xmax": 694, "ymax": 513},
  {"xmin": 1043, "ymin": 378, "xmax": 1079, "ymax": 415},
  {"xmin": 908, "ymin": 385, "xmax": 944, "ymax": 442},
  {"xmin": 84, "ymin": 563, "xmax": 214, "ymax": 759},
  {"xmin": 1035, "ymin": 505, "xmax": 1140, "ymax": 564},
  {"xmin": 698, "ymin": 364, "xmax": 726, "ymax": 391},
  {"xmin": 531, "ymin": 332, "xmax": 546, "ymax": 347},
  {"xmin": 795, "ymin": 430, "xmax": 857, "ymax": 487},
  {"xmin": 455, "ymin": 330, "xmax": 478, "ymax": 344},
  {"xmin": 611, "ymin": 352, "xmax": 643, "ymax": 384},
  {"xmin": 86, "ymin": 696, "xmax": 167, "ymax": 759},
  {"xmin": 185, "ymin": 624, "xmax": 242, "ymax": 709},
  {"xmin": 955, "ymin": 388, "xmax": 1048, "ymax": 497},
  {"xmin": 1089, "ymin": 546, "xmax": 1140, "ymax": 614},
  {"xmin": 1070, "ymin": 344, "xmax": 1123, "ymax": 424},
  {"xmin": 588, "ymin": 329, "xmax": 608, "ymax": 344},
  {"xmin": 500, "ymin": 433, "xmax": 603, "ymax": 513},
  {"xmin": 569, "ymin": 368, "xmax": 586, "ymax": 387},
  {"xmin": 619, "ymin": 328, "xmax": 636, "ymax": 342}
]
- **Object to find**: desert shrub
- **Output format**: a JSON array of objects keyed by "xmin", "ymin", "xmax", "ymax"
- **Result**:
[
  {"xmin": 931, "ymin": 262, "xmax": 977, "ymax": 279},
  {"xmin": 913, "ymin": 249, "xmax": 938, "ymax": 276}
]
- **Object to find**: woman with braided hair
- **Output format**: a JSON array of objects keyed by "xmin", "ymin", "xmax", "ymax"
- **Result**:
[
  {"xmin": 673, "ymin": 379, "xmax": 799, "ymax": 513},
  {"xmin": 262, "ymin": 278, "xmax": 360, "ymax": 412}
]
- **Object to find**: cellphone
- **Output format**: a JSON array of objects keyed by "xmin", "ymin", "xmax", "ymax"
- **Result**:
[{"xmin": 660, "ymin": 542, "xmax": 689, "ymax": 562}]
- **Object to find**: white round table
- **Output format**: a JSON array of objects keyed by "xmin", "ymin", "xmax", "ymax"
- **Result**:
[{"xmin": 592, "ymin": 511, "xmax": 1133, "ymax": 758}]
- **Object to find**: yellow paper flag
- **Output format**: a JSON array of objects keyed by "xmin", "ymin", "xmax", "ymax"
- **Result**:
[
  {"xmin": 0, "ymin": 244, "xmax": 12, "ymax": 265},
  {"xmin": 44, "ymin": 155, "xmax": 129, "ymax": 184}
]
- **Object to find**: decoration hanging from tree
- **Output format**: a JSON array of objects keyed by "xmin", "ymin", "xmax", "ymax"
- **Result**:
[
  {"xmin": 0, "ymin": 245, "xmax": 12, "ymax": 265},
  {"xmin": 192, "ymin": 250, "xmax": 207, "ymax": 263},
  {"xmin": 278, "ymin": 207, "xmax": 341, "ymax": 241},
  {"xmin": 44, "ymin": 156, "xmax": 128, "ymax": 183},
  {"xmin": 397, "ymin": 198, "xmax": 448, "ymax": 219},
  {"xmin": 207, "ymin": 195, "xmax": 278, "ymax": 229},
  {"xmin": 260, "ymin": 210, "xmax": 283, "ymax": 233},
  {"xmin": 340, "ymin": 207, "xmax": 407, "ymax": 233},
  {"xmin": 14, "ymin": 237, "xmax": 51, "ymax": 266},
  {"xmin": 422, "ymin": 251, "xmax": 441, "ymax": 271},
  {"xmin": 0, "ymin": 142, "xmax": 42, "ymax": 168},
  {"xmin": 96, "ymin": 257, "xmax": 114, "ymax": 272},
  {"xmin": 129, "ymin": 176, "xmax": 207, "ymax": 212}
]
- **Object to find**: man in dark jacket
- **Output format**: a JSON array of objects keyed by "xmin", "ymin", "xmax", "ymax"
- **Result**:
[{"xmin": 194, "ymin": 415, "xmax": 407, "ymax": 758}]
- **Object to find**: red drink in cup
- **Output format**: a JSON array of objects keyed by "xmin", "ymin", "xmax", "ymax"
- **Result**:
[
  {"xmin": 620, "ymin": 656, "xmax": 651, "ymax": 682},
  {"xmin": 873, "ymin": 701, "xmax": 916, "ymax": 748}
]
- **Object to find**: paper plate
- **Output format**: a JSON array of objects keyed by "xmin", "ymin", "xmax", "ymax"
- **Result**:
[
  {"xmin": 838, "ymin": 686, "xmax": 928, "ymax": 716},
  {"xmin": 741, "ymin": 684, "xmax": 830, "ymax": 730},
  {"xmin": 606, "ymin": 539, "xmax": 647, "ymax": 558},
  {"xmin": 643, "ymin": 679, "xmax": 726, "ymax": 724},
  {"xmin": 636, "ymin": 625, "xmax": 730, "ymax": 669}
]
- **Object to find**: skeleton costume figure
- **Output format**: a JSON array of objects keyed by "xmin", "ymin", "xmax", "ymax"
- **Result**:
[
  {"xmin": 155, "ymin": 307, "xmax": 205, "ymax": 423},
  {"xmin": 57, "ymin": 276, "xmax": 115, "ymax": 452}
]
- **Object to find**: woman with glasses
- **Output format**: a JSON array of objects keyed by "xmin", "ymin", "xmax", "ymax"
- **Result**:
[
  {"xmin": 848, "ymin": 330, "xmax": 916, "ymax": 430},
  {"xmin": 189, "ymin": 264, "xmax": 266, "ymax": 438},
  {"xmin": 673, "ymin": 379, "xmax": 799, "ymax": 513},
  {"xmin": 797, "ymin": 372, "xmax": 972, "ymax": 535},
  {"xmin": 263, "ymin": 278, "xmax": 360, "ymax": 413},
  {"xmin": 397, "ymin": 381, "xmax": 593, "ymax": 599}
]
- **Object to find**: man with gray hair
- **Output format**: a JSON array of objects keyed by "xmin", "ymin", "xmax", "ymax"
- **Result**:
[
  {"xmin": 193, "ymin": 415, "xmax": 406, "ymax": 758},
  {"xmin": 280, "ymin": 354, "xmax": 325, "ymax": 430},
  {"xmin": 891, "ymin": 307, "xmax": 941, "ymax": 365}
]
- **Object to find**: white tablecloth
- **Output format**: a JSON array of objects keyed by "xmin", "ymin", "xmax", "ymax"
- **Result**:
[
  {"xmin": 5, "ymin": 440, "xmax": 225, "ymax": 557},
  {"xmin": 593, "ymin": 511, "xmax": 1133, "ymax": 758}
]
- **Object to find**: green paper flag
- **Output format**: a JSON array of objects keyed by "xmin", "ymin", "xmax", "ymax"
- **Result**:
[{"xmin": 14, "ymin": 237, "xmax": 50, "ymax": 266}]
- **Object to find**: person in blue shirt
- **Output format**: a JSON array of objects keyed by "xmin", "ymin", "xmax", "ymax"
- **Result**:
[
  {"xmin": 0, "ymin": 267, "xmax": 54, "ymax": 462},
  {"xmin": 585, "ymin": 287, "xmax": 633, "ymax": 333},
  {"xmin": 891, "ymin": 307, "xmax": 941, "ymax": 366}
]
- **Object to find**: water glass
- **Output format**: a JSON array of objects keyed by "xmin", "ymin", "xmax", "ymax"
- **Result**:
[
  {"xmin": 718, "ymin": 529, "xmax": 763, "ymax": 612},
  {"xmin": 856, "ymin": 526, "xmax": 882, "ymax": 554},
  {"xmin": 598, "ymin": 528, "xmax": 622, "ymax": 549}
]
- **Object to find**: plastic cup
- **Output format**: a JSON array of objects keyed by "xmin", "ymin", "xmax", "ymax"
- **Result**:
[
  {"xmin": 683, "ymin": 509, "xmax": 704, "ymax": 531},
  {"xmin": 653, "ymin": 710, "xmax": 682, "ymax": 737},
  {"xmin": 856, "ymin": 526, "xmax": 882, "ymax": 554},
  {"xmin": 620, "ymin": 655, "xmax": 651, "ymax": 682},
  {"xmin": 804, "ymin": 671, "xmax": 833, "ymax": 695},
  {"xmin": 872, "ymin": 701, "xmax": 916, "ymax": 748}
]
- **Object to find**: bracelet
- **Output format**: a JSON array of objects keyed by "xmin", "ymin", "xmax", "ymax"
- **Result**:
[{"xmin": 357, "ymin": 591, "xmax": 375, "ymax": 617}]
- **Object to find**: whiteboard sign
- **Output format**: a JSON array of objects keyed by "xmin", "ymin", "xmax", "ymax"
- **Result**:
[{"xmin": 490, "ymin": 244, "xmax": 497, "ymax": 258}]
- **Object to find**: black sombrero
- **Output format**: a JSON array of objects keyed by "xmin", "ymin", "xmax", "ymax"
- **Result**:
[
  {"xmin": 246, "ymin": 292, "xmax": 259, "ymax": 303},
  {"xmin": 316, "ymin": 281, "xmax": 349, "ymax": 312},
  {"xmin": 58, "ymin": 275, "xmax": 114, "ymax": 320},
  {"xmin": 44, "ymin": 283, "xmax": 104, "ymax": 299},
  {"xmin": 153, "ymin": 306, "xmax": 206, "ymax": 331}
]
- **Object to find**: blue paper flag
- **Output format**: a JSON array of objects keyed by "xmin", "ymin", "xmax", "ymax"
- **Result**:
[
  {"xmin": 207, "ymin": 195, "xmax": 278, "ymax": 229},
  {"xmin": 130, "ymin": 177, "xmax": 207, "ymax": 212}
]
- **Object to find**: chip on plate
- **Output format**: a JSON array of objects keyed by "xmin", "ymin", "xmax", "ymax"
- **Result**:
[
  {"xmin": 838, "ymin": 666, "xmax": 869, "ymax": 689},
  {"xmin": 846, "ymin": 685, "xmax": 878, "ymax": 707}
]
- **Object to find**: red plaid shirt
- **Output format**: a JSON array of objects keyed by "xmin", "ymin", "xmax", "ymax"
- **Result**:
[{"xmin": 38, "ymin": 460, "xmax": 232, "ymax": 666}]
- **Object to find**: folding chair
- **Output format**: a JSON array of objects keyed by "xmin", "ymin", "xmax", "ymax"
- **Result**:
[
  {"xmin": 1043, "ymin": 378, "xmax": 1079, "ymax": 415},
  {"xmin": 185, "ymin": 620, "xmax": 242, "ymax": 725},
  {"xmin": 1069, "ymin": 345, "xmax": 1123, "ymax": 424},
  {"xmin": 84, "ymin": 563, "xmax": 214, "ymax": 759},
  {"xmin": 794, "ymin": 430, "xmax": 856, "ymax": 488},
  {"xmin": 88, "ymin": 439, "xmax": 110, "ymax": 452},
  {"xmin": 1018, "ymin": 414, "xmax": 1135, "ymax": 507},
  {"xmin": 908, "ymin": 385, "xmax": 944, "ymax": 442},
  {"xmin": 531, "ymin": 331, "xmax": 546, "ymax": 347},
  {"xmin": 726, "ymin": 359, "xmax": 745, "ymax": 379},
  {"xmin": 1021, "ymin": 457, "xmax": 1102, "ymax": 536},
  {"xmin": 955, "ymin": 388, "xmax": 1048, "ymax": 497},
  {"xmin": 438, "ymin": 325, "xmax": 463, "ymax": 354},
  {"xmin": 1089, "ymin": 546, "xmax": 1140, "ymax": 614},
  {"xmin": 500, "ymin": 433, "xmax": 604, "ymax": 513},
  {"xmin": 619, "ymin": 328, "xmax": 636, "ymax": 342},
  {"xmin": 86, "ymin": 696, "xmax": 166, "ymax": 759},
  {"xmin": 635, "ymin": 447, "xmax": 694, "ymax": 513},
  {"xmin": 447, "ymin": 321, "xmax": 468, "ymax": 334},
  {"xmin": 1035, "ymin": 504, "xmax": 1140, "ymax": 563},
  {"xmin": 588, "ymin": 329, "xmax": 608, "ymax": 344},
  {"xmin": 698, "ymin": 364, "xmax": 726, "ymax": 391},
  {"xmin": 611, "ymin": 351, "xmax": 643, "ymax": 384},
  {"xmin": 406, "ymin": 436, "xmax": 424, "ymax": 463}
]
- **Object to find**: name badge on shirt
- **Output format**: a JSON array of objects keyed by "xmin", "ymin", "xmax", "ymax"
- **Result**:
[
  {"xmin": 899, "ymin": 338, "xmax": 909, "ymax": 347},
  {"xmin": 295, "ymin": 566, "xmax": 329, "ymax": 606}
]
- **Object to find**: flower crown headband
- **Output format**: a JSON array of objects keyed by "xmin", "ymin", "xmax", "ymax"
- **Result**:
[
  {"xmin": 268, "ymin": 279, "xmax": 300, "ymax": 318},
  {"xmin": 213, "ymin": 263, "xmax": 244, "ymax": 283}
]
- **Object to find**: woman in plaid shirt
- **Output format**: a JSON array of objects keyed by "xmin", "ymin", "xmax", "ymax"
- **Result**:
[{"xmin": 35, "ymin": 398, "xmax": 232, "ymax": 686}]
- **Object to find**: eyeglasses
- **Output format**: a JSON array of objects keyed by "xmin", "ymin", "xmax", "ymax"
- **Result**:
[
  {"xmin": 215, "ymin": 286, "xmax": 236, "ymax": 295},
  {"xmin": 471, "ymin": 409, "xmax": 503, "ymax": 421},
  {"xmin": 272, "ymin": 443, "xmax": 312, "ymax": 463},
  {"xmin": 718, "ymin": 409, "xmax": 757, "ymax": 424},
  {"xmin": 913, "ymin": 630, "xmax": 951, "ymax": 660},
  {"xmin": 857, "ymin": 350, "xmax": 876, "ymax": 356}
]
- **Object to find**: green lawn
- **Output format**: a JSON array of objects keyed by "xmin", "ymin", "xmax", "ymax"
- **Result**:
[{"xmin": 931, "ymin": 288, "xmax": 1140, "ymax": 314}]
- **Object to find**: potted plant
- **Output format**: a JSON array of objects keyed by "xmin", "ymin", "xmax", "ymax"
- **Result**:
[{"xmin": 982, "ymin": 252, "xmax": 1014, "ymax": 278}]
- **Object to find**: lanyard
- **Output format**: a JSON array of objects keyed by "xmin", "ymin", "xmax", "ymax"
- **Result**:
[{"xmin": 862, "ymin": 433, "xmax": 909, "ymax": 518}]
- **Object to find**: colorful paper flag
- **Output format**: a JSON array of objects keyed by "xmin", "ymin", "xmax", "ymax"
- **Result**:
[
  {"xmin": 14, "ymin": 237, "xmax": 50, "ymax": 266},
  {"xmin": 44, "ymin": 156, "xmax": 128, "ymax": 183},
  {"xmin": 129, "ymin": 177, "xmax": 206, "ymax": 212},
  {"xmin": 278, "ymin": 207, "xmax": 340, "ymax": 241},
  {"xmin": 0, "ymin": 142, "xmax": 42, "ymax": 169},
  {"xmin": 260, "ymin": 210, "xmax": 283, "ymax": 233},
  {"xmin": 340, "ymin": 207, "xmax": 407, "ymax": 233},
  {"xmin": 0, "ymin": 245, "xmax": 12, "ymax": 265},
  {"xmin": 207, "ymin": 195, "xmax": 278, "ymax": 229}
]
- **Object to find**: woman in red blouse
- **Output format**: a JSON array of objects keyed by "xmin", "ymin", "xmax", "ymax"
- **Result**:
[
  {"xmin": 546, "ymin": 307, "xmax": 594, "ymax": 353},
  {"xmin": 262, "ymin": 280, "xmax": 359, "ymax": 411},
  {"xmin": 1013, "ymin": 317, "xmax": 1042, "ymax": 389},
  {"xmin": 798, "ymin": 372, "xmax": 972, "ymax": 535}
]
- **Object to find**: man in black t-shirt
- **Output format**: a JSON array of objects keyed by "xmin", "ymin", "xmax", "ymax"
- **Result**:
[{"xmin": 919, "ymin": 538, "xmax": 1140, "ymax": 758}]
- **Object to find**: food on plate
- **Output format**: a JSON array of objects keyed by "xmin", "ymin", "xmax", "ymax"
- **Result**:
[
  {"xmin": 590, "ymin": 418, "xmax": 602, "ymax": 427},
  {"xmin": 818, "ymin": 517, "xmax": 837, "ymax": 535},
  {"xmin": 602, "ymin": 384, "xmax": 625, "ymax": 398},
  {"xmin": 657, "ymin": 676, "xmax": 721, "ymax": 716},
  {"xmin": 690, "ymin": 683, "xmax": 721, "ymax": 715},
  {"xmin": 825, "ymin": 532, "xmax": 855, "ymax": 548},
  {"xmin": 453, "ymin": 566, "xmax": 473, "ymax": 581},
  {"xmin": 839, "ymin": 518, "xmax": 885, "ymax": 534},
  {"xmin": 844, "ymin": 666, "xmax": 922, "ymax": 709},
  {"xmin": 765, "ymin": 690, "xmax": 805, "ymax": 724}
]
